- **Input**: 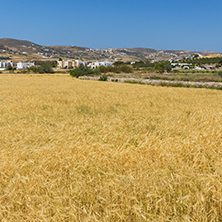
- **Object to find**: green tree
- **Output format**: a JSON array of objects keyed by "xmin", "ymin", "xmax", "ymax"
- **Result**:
[
  {"xmin": 155, "ymin": 63, "xmax": 165, "ymax": 73},
  {"xmin": 119, "ymin": 64, "xmax": 133, "ymax": 73},
  {"xmin": 98, "ymin": 74, "xmax": 108, "ymax": 81},
  {"xmin": 218, "ymin": 71, "xmax": 222, "ymax": 77},
  {"xmin": 164, "ymin": 64, "xmax": 172, "ymax": 73},
  {"xmin": 114, "ymin": 61, "xmax": 124, "ymax": 66},
  {"xmin": 38, "ymin": 63, "xmax": 54, "ymax": 73},
  {"xmin": 27, "ymin": 66, "xmax": 39, "ymax": 73},
  {"xmin": 7, "ymin": 64, "xmax": 13, "ymax": 70},
  {"xmin": 70, "ymin": 64, "xmax": 94, "ymax": 78},
  {"xmin": 99, "ymin": 65, "xmax": 108, "ymax": 73}
]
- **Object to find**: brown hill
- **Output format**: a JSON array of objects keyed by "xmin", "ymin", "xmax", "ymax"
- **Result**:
[{"xmin": 0, "ymin": 38, "xmax": 220, "ymax": 62}]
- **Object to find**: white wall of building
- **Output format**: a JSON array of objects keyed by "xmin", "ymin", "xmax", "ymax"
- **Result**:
[
  {"xmin": 17, "ymin": 62, "xmax": 35, "ymax": 70},
  {"xmin": 88, "ymin": 61, "xmax": 113, "ymax": 69},
  {"xmin": 0, "ymin": 60, "xmax": 13, "ymax": 69}
]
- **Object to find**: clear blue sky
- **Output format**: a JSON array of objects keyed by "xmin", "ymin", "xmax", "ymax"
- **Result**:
[{"xmin": 1, "ymin": 0, "xmax": 222, "ymax": 52}]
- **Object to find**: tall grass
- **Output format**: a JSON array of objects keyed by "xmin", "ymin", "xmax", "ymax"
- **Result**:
[{"xmin": 0, "ymin": 74, "xmax": 222, "ymax": 221}]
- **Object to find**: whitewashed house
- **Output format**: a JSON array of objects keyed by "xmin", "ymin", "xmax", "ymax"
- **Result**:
[
  {"xmin": 75, "ymin": 60, "xmax": 88, "ymax": 67},
  {"xmin": 17, "ymin": 61, "xmax": 35, "ymax": 70},
  {"xmin": 88, "ymin": 61, "xmax": 113, "ymax": 69},
  {"xmin": 0, "ymin": 60, "xmax": 14, "ymax": 70}
]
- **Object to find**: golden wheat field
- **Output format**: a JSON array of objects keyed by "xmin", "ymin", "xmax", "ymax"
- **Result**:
[{"xmin": 0, "ymin": 74, "xmax": 222, "ymax": 221}]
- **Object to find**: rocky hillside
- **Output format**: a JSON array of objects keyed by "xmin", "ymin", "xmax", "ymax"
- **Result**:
[{"xmin": 0, "ymin": 38, "xmax": 220, "ymax": 62}]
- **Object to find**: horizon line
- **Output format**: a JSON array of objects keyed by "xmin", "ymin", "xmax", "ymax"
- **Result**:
[{"xmin": 0, "ymin": 37, "xmax": 221, "ymax": 54}]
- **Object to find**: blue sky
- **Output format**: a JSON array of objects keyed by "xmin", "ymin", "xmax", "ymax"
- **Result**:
[{"xmin": 1, "ymin": 0, "xmax": 222, "ymax": 52}]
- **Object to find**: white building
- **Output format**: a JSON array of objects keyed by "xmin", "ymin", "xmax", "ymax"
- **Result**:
[
  {"xmin": 0, "ymin": 60, "xmax": 14, "ymax": 70},
  {"xmin": 17, "ymin": 61, "xmax": 35, "ymax": 70},
  {"xmin": 171, "ymin": 62, "xmax": 192, "ymax": 68},
  {"xmin": 76, "ymin": 60, "xmax": 88, "ymax": 67},
  {"xmin": 88, "ymin": 61, "xmax": 113, "ymax": 69},
  {"xmin": 195, "ymin": 66, "xmax": 203, "ymax": 70}
]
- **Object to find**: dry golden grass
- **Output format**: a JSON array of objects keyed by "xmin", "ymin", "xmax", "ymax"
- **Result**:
[{"xmin": 0, "ymin": 74, "xmax": 222, "ymax": 221}]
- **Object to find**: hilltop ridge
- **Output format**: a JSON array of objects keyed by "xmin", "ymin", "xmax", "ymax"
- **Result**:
[{"xmin": 0, "ymin": 38, "xmax": 220, "ymax": 62}]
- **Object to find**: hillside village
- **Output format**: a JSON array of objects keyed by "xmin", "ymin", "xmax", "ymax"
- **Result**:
[
  {"xmin": 0, "ymin": 38, "xmax": 221, "ymax": 63},
  {"xmin": 1, "ymin": 57, "xmax": 221, "ymax": 73},
  {"xmin": 57, "ymin": 60, "xmax": 113, "ymax": 69},
  {"xmin": 0, "ymin": 59, "xmax": 114, "ymax": 71},
  {"xmin": 0, "ymin": 38, "xmax": 222, "ymax": 74}
]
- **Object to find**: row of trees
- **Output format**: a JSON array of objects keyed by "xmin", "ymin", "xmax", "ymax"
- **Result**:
[
  {"xmin": 70, "ymin": 61, "xmax": 174, "ymax": 78},
  {"xmin": 182, "ymin": 57, "xmax": 222, "ymax": 65},
  {"xmin": 32, "ymin": 60, "xmax": 57, "ymax": 67},
  {"xmin": 99, "ymin": 64, "xmax": 133, "ymax": 73},
  {"xmin": 70, "ymin": 63, "xmax": 133, "ymax": 78},
  {"xmin": 132, "ymin": 60, "xmax": 172, "ymax": 73},
  {"xmin": 132, "ymin": 60, "xmax": 155, "ymax": 69},
  {"xmin": 22, "ymin": 63, "xmax": 54, "ymax": 73}
]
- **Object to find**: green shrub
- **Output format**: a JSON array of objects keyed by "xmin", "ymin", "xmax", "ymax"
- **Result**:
[
  {"xmin": 93, "ymin": 68, "xmax": 101, "ymax": 75},
  {"xmin": 218, "ymin": 71, "xmax": 222, "ymax": 78},
  {"xmin": 164, "ymin": 64, "xmax": 172, "ymax": 73},
  {"xmin": 111, "ymin": 79, "xmax": 118, "ymax": 82},
  {"xmin": 114, "ymin": 66, "xmax": 121, "ymax": 73},
  {"xmin": 7, "ymin": 64, "xmax": 13, "ymax": 70},
  {"xmin": 98, "ymin": 64, "xmax": 133, "ymax": 74},
  {"xmin": 119, "ymin": 64, "xmax": 133, "ymax": 73},
  {"xmin": 98, "ymin": 65, "xmax": 108, "ymax": 73},
  {"xmin": 98, "ymin": 75, "xmax": 108, "ymax": 81},
  {"xmin": 70, "ymin": 64, "xmax": 94, "ymax": 78},
  {"xmin": 27, "ymin": 66, "xmax": 39, "ymax": 73},
  {"xmin": 114, "ymin": 61, "xmax": 124, "ymax": 66},
  {"xmin": 38, "ymin": 63, "xmax": 54, "ymax": 73},
  {"xmin": 25, "ymin": 63, "xmax": 54, "ymax": 74}
]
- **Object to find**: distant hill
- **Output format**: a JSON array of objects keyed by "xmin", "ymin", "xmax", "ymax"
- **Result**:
[{"xmin": 0, "ymin": 38, "xmax": 221, "ymax": 62}]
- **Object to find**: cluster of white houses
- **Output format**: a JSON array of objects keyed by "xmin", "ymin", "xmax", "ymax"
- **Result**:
[
  {"xmin": 1, "ymin": 59, "xmax": 218, "ymax": 72},
  {"xmin": 57, "ymin": 60, "xmax": 113, "ymax": 69},
  {"xmin": 0, "ymin": 61, "xmax": 35, "ymax": 70},
  {"xmin": 0, "ymin": 59, "xmax": 113, "ymax": 71}
]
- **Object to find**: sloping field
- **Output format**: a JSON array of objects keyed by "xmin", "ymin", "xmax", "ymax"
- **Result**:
[{"xmin": 0, "ymin": 75, "xmax": 222, "ymax": 221}]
